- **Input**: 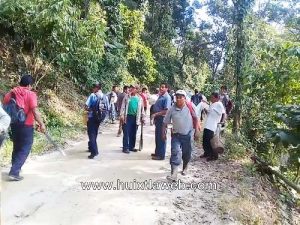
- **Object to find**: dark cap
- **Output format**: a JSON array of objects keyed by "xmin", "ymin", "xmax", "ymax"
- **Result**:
[
  {"xmin": 93, "ymin": 82, "xmax": 101, "ymax": 88},
  {"xmin": 19, "ymin": 74, "xmax": 34, "ymax": 87}
]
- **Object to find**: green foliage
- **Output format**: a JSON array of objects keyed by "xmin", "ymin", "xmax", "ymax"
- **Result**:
[{"xmin": 223, "ymin": 131, "xmax": 253, "ymax": 160}]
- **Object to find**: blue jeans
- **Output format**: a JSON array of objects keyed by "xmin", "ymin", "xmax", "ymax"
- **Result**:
[
  {"xmin": 122, "ymin": 115, "xmax": 138, "ymax": 151},
  {"xmin": 154, "ymin": 116, "xmax": 166, "ymax": 159},
  {"xmin": 170, "ymin": 132, "xmax": 192, "ymax": 166},
  {"xmin": 87, "ymin": 117, "xmax": 100, "ymax": 156},
  {"xmin": 109, "ymin": 103, "xmax": 116, "ymax": 122},
  {"xmin": 9, "ymin": 124, "xmax": 34, "ymax": 176}
]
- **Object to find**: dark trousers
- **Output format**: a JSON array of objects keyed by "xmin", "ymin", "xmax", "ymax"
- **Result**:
[
  {"xmin": 203, "ymin": 128, "xmax": 216, "ymax": 157},
  {"xmin": 122, "ymin": 115, "xmax": 138, "ymax": 151},
  {"xmin": 87, "ymin": 117, "xmax": 100, "ymax": 156},
  {"xmin": 9, "ymin": 124, "xmax": 34, "ymax": 176},
  {"xmin": 170, "ymin": 132, "xmax": 192, "ymax": 166},
  {"xmin": 155, "ymin": 116, "xmax": 166, "ymax": 159}
]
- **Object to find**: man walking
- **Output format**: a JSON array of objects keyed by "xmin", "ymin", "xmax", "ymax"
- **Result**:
[
  {"xmin": 202, "ymin": 92, "xmax": 225, "ymax": 161},
  {"xmin": 191, "ymin": 89, "xmax": 202, "ymax": 106},
  {"xmin": 162, "ymin": 90, "xmax": 200, "ymax": 181},
  {"xmin": 108, "ymin": 85, "xmax": 118, "ymax": 123},
  {"xmin": 151, "ymin": 83, "xmax": 172, "ymax": 160},
  {"xmin": 85, "ymin": 83, "xmax": 108, "ymax": 159},
  {"xmin": 120, "ymin": 85, "xmax": 145, "ymax": 153},
  {"xmin": 3, "ymin": 74, "xmax": 46, "ymax": 181}
]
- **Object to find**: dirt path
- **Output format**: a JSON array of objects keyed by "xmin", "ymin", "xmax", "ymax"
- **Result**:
[{"xmin": 1, "ymin": 121, "xmax": 298, "ymax": 225}]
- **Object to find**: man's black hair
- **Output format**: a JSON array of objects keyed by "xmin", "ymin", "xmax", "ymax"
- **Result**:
[
  {"xmin": 221, "ymin": 85, "xmax": 227, "ymax": 91},
  {"xmin": 211, "ymin": 92, "xmax": 220, "ymax": 99},
  {"xmin": 142, "ymin": 87, "xmax": 147, "ymax": 92},
  {"xmin": 194, "ymin": 89, "xmax": 199, "ymax": 94},
  {"xmin": 93, "ymin": 83, "xmax": 101, "ymax": 89},
  {"xmin": 123, "ymin": 85, "xmax": 129, "ymax": 91},
  {"xmin": 19, "ymin": 74, "xmax": 34, "ymax": 87},
  {"xmin": 160, "ymin": 82, "xmax": 169, "ymax": 89}
]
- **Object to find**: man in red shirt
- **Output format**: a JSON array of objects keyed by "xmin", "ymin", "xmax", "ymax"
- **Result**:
[
  {"xmin": 140, "ymin": 87, "xmax": 148, "ymax": 113},
  {"xmin": 4, "ymin": 75, "xmax": 46, "ymax": 181}
]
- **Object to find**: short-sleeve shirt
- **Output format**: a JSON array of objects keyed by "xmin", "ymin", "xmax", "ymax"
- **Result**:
[
  {"xmin": 86, "ymin": 91, "xmax": 103, "ymax": 118},
  {"xmin": 204, "ymin": 101, "xmax": 225, "ymax": 133},
  {"xmin": 153, "ymin": 92, "xmax": 171, "ymax": 114},
  {"xmin": 163, "ymin": 104, "xmax": 194, "ymax": 135},
  {"xmin": 4, "ymin": 87, "xmax": 37, "ymax": 126}
]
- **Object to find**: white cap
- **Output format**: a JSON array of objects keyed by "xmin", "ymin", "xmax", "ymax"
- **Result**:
[{"xmin": 175, "ymin": 90, "xmax": 187, "ymax": 97}]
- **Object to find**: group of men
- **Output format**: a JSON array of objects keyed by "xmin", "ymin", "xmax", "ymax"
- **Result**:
[
  {"xmin": 0, "ymin": 74, "xmax": 230, "ymax": 182},
  {"xmin": 85, "ymin": 82, "xmax": 229, "ymax": 181}
]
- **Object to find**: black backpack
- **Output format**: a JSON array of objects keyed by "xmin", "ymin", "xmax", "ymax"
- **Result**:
[
  {"xmin": 192, "ymin": 93, "xmax": 202, "ymax": 106},
  {"xmin": 92, "ymin": 94, "xmax": 108, "ymax": 123},
  {"xmin": 3, "ymin": 92, "xmax": 27, "ymax": 125}
]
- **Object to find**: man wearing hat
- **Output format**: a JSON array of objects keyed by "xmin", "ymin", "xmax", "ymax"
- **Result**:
[
  {"xmin": 120, "ymin": 84, "xmax": 145, "ymax": 153},
  {"xmin": 3, "ymin": 74, "xmax": 46, "ymax": 181},
  {"xmin": 162, "ymin": 90, "xmax": 200, "ymax": 181}
]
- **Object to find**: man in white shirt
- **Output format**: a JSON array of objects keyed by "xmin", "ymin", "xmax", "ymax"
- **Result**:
[
  {"xmin": 0, "ymin": 103, "xmax": 11, "ymax": 148},
  {"xmin": 202, "ymin": 92, "xmax": 225, "ymax": 161}
]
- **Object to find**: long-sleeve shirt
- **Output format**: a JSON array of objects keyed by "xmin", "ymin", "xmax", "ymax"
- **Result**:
[{"xmin": 120, "ymin": 94, "xmax": 145, "ymax": 125}]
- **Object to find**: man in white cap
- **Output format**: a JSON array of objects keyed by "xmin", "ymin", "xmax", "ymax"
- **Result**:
[{"xmin": 162, "ymin": 90, "xmax": 200, "ymax": 182}]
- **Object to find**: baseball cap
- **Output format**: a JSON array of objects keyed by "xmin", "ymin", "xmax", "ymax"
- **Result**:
[{"xmin": 175, "ymin": 90, "xmax": 187, "ymax": 97}]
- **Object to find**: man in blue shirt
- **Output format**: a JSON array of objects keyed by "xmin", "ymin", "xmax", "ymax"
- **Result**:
[
  {"xmin": 85, "ymin": 83, "xmax": 108, "ymax": 159},
  {"xmin": 151, "ymin": 83, "xmax": 172, "ymax": 160}
]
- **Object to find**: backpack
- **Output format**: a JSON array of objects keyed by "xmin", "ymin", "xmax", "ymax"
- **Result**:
[
  {"xmin": 191, "ymin": 94, "xmax": 202, "ymax": 106},
  {"xmin": 92, "ymin": 94, "xmax": 108, "ymax": 123},
  {"xmin": 3, "ymin": 92, "xmax": 27, "ymax": 125}
]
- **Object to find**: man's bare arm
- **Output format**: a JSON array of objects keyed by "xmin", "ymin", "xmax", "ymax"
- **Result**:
[{"xmin": 33, "ymin": 108, "xmax": 46, "ymax": 133}]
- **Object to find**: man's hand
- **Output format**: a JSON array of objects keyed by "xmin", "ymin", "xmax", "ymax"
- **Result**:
[
  {"xmin": 141, "ymin": 119, "xmax": 146, "ymax": 125},
  {"xmin": 162, "ymin": 133, "xmax": 167, "ymax": 141},
  {"xmin": 120, "ymin": 116, "xmax": 125, "ymax": 125},
  {"xmin": 194, "ymin": 130, "xmax": 200, "ymax": 141},
  {"xmin": 37, "ymin": 123, "xmax": 46, "ymax": 133}
]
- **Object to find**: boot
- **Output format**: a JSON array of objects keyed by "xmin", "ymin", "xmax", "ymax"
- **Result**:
[
  {"xmin": 166, "ymin": 165, "xmax": 178, "ymax": 182},
  {"xmin": 182, "ymin": 162, "xmax": 189, "ymax": 176}
]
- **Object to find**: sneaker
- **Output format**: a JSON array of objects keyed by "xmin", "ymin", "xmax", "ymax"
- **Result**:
[
  {"xmin": 130, "ymin": 149, "xmax": 138, "ymax": 152},
  {"xmin": 151, "ymin": 153, "xmax": 156, "ymax": 157},
  {"xmin": 151, "ymin": 156, "xmax": 164, "ymax": 160},
  {"xmin": 8, "ymin": 175, "xmax": 24, "ymax": 181},
  {"xmin": 200, "ymin": 153, "xmax": 208, "ymax": 158},
  {"xmin": 88, "ymin": 154, "xmax": 98, "ymax": 159},
  {"xmin": 122, "ymin": 150, "xmax": 130, "ymax": 154}
]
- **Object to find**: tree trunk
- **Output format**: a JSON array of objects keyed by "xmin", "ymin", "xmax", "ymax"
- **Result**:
[{"xmin": 233, "ymin": 1, "xmax": 245, "ymax": 133}]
